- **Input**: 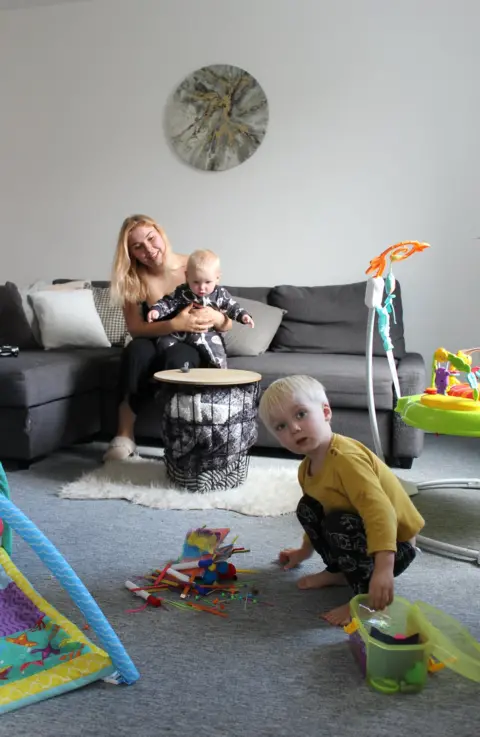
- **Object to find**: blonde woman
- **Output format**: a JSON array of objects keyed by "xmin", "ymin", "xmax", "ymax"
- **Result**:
[{"xmin": 104, "ymin": 214, "xmax": 232, "ymax": 461}]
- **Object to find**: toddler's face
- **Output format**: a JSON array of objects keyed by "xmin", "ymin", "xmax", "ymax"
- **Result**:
[
  {"xmin": 187, "ymin": 266, "xmax": 219, "ymax": 297},
  {"xmin": 268, "ymin": 398, "xmax": 332, "ymax": 455}
]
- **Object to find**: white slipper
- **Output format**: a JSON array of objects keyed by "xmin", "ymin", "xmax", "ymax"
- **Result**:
[{"xmin": 103, "ymin": 436, "xmax": 137, "ymax": 462}]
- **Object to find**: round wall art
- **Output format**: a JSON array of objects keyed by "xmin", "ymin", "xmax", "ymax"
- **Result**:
[{"xmin": 165, "ymin": 64, "xmax": 269, "ymax": 172}]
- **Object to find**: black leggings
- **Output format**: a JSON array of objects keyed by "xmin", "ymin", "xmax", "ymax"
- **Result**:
[
  {"xmin": 117, "ymin": 338, "xmax": 201, "ymax": 415},
  {"xmin": 296, "ymin": 495, "xmax": 416, "ymax": 595}
]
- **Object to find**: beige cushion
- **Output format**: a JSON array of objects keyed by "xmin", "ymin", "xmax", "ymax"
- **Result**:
[{"xmin": 223, "ymin": 295, "xmax": 284, "ymax": 357}]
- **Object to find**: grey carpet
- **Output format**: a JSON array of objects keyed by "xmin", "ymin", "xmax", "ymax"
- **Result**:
[{"xmin": 1, "ymin": 434, "xmax": 480, "ymax": 737}]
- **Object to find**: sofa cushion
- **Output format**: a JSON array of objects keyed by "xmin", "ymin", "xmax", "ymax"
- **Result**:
[
  {"xmin": 0, "ymin": 348, "xmax": 120, "ymax": 408},
  {"xmin": 223, "ymin": 296, "xmax": 285, "ymax": 357},
  {"xmin": 0, "ymin": 282, "xmax": 41, "ymax": 349},
  {"xmin": 91, "ymin": 286, "xmax": 129, "ymax": 347},
  {"xmin": 268, "ymin": 280, "xmax": 405, "ymax": 358},
  {"xmin": 29, "ymin": 290, "xmax": 111, "ymax": 350},
  {"xmin": 227, "ymin": 352, "xmax": 395, "ymax": 411}
]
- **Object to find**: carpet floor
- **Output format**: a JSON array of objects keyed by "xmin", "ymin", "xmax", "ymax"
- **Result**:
[{"xmin": 2, "ymin": 434, "xmax": 480, "ymax": 737}]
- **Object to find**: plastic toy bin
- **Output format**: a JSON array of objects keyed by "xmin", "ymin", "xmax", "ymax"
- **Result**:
[
  {"xmin": 347, "ymin": 595, "xmax": 480, "ymax": 694},
  {"xmin": 347, "ymin": 596, "xmax": 431, "ymax": 694}
]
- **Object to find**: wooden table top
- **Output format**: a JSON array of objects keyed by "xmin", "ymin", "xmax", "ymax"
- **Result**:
[{"xmin": 153, "ymin": 368, "xmax": 262, "ymax": 386}]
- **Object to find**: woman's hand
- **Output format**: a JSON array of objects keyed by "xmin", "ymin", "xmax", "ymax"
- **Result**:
[
  {"xmin": 196, "ymin": 306, "xmax": 229, "ymax": 331},
  {"xmin": 170, "ymin": 305, "xmax": 214, "ymax": 333}
]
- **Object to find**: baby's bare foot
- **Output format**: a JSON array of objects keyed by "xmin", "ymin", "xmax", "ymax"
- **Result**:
[
  {"xmin": 297, "ymin": 570, "xmax": 347, "ymax": 590},
  {"xmin": 321, "ymin": 603, "xmax": 352, "ymax": 627}
]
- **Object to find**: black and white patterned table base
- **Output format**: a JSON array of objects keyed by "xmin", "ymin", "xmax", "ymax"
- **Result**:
[{"xmin": 158, "ymin": 382, "xmax": 259, "ymax": 492}]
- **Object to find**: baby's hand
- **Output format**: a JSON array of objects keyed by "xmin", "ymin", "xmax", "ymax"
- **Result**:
[
  {"xmin": 242, "ymin": 314, "xmax": 255, "ymax": 328},
  {"xmin": 278, "ymin": 547, "xmax": 311, "ymax": 570},
  {"xmin": 147, "ymin": 309, "xmax": 160, "ymax": 323}
]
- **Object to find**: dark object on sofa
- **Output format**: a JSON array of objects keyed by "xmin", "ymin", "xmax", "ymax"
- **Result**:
[
  {"xmin": 0, "ymin": 282, "xmax": 40, "ymax": 349},
  {"xmin": 0, "ymin": 279, "xmax": 425, "ymax": 468}
]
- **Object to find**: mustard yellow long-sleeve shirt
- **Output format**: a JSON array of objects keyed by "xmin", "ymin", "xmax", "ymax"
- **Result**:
[{"xmin": 298, "ymin": 434, "xmax": 425, "ymax": 555}]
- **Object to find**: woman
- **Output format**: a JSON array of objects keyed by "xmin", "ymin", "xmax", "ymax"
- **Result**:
[{"xmin": 104, "ymin": 214, "xmax": 232, "ymax": 461}]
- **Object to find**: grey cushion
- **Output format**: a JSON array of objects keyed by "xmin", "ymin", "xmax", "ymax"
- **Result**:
[
  {"xmin": 223, "ymin": 295, "xmax": 285, "ymax": 357},
  {"xmin": 269, "ymin": 280, "xmax": 405, "ymax": 358},
  {"xmin": 0, "ymin": 348, "xmax": 119, "ymax": 408},
  {"xmin": 0, "ymin": 282, "xmax": 41, "ymax": 349},
  {"xmin": 227, "ymin": 352, "xmax": 395, "ymax": 410}
]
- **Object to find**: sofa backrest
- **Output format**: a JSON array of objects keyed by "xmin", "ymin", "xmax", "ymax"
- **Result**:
[
  {"xmin": 53, "ymin": 279, "xmax": 405, "ymax": 357},
  {"xmin": 223, "ymin": 286, "xmax": 270, "ymax": 304},
  {"xmin": 267, "ymin": 280, "xmax": 405, "ymax": 358}
]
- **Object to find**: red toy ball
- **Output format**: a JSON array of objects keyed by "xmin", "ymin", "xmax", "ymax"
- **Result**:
[{"xmin": 218, "ymin": 563, "xmax": 237, "ymax": 580}]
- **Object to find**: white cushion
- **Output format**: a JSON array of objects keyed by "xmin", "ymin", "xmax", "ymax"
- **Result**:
[{"xmin": 29, "ymin": 289, "xmax": 111, "ymax": 350}]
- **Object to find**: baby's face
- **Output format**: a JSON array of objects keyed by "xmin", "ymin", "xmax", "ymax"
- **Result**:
[{"xmin": 187, "ymin": 266, "xmax": 219, "ymax": 297}]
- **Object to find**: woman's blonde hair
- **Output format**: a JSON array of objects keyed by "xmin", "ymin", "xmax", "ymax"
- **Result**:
[
  {"xmin": 110, "ymin": 214, "xmax": 172, "ymax": 306},
  {"xmin": 259, "ymin": 375, "xmax": 329, "ymax": 430}
]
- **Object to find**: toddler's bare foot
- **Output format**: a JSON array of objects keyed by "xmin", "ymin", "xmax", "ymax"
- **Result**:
[
  {"xmin": 297, "ymin": 570, "xmax": 347, "ymax": 590},
  {"xmin": 321, "ymin": 603, "xmax": 352, "ymax": 627}
]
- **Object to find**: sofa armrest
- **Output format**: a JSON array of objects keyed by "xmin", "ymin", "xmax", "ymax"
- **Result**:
[{"xmin": 391, "ymin": 352, "xmax": 426, "ymax": 461}]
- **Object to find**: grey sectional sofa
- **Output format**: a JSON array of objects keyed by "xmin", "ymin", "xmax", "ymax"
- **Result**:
[{"xmin": 0, "ymin": 279, "xmax": 425, "ymax": 468}]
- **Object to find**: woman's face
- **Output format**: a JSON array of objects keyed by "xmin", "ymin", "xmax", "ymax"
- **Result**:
[{"xmin": 128, "ymin": 224, "xmax": 166, "ymax": 268}]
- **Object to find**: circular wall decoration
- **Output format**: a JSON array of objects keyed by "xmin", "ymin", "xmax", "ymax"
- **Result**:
[{"xmin": 165, "ymin": 64, "xmax": 269, "ymax": 172}]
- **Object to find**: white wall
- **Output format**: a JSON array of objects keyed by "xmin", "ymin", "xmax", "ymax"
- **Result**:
[{"xmin": 0, "ymin": 0, "xmax": 478, "ymax": 360}]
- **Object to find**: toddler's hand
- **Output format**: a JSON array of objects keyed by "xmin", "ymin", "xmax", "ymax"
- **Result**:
[
  {"xmin": 368, "ymin": 569, "xmax": 394, "ymax": 611},
  {"xmin": 147, "ymin": 309, "xmax": 160, "ymax": 323},
  {"xmin": 242, "ymin": 314, "xmax": 255, "ymax": 328},
  {"xmin": 279, "ymin": 547, "xmax": 311, "ymax": 570}
]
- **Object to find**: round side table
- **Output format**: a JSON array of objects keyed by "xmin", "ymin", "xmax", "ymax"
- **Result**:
[{"xmin": 154, "ymin": 368, "xmax": 262, "ymax": 492}]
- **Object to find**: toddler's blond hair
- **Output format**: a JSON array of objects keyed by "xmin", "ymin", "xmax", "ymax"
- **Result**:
[
  {"xmin": 186, "ymin": 249, "xmax": 220, "ymax": 275},
  {"xmin": 259, "ymin": 375, "xmax": 329, "ymax": 430}
]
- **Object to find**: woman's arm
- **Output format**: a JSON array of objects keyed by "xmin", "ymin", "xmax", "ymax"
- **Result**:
[
  {"xmin": 124, "ymin": 302, "xmax": 215, "ymax": 339},
  {"xmin": 216, "ymin": 313, "xmax": 232, "ymax": 332}
]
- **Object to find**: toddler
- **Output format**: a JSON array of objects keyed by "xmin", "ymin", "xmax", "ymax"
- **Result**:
[
  {"xmin": 258, "ymin": 375, "xmax": 424, "ymax": 626},
  {"xmin": 147, "ymin": 249, "xmax": 254, "ymax": 369}
]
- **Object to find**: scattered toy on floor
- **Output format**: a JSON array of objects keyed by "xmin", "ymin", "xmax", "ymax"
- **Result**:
[{"xmin": 125, "ymin": 527, "xmax": 269, "ymax": 618}]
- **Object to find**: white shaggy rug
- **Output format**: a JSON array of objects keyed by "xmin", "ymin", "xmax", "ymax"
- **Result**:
[
  {"xmin": 59, "ymin": 456, "xmax": 301, "ymax": 517},
  {"xmin": 59, "ymin": 454, "xmax": 419, "ymax": 517}
]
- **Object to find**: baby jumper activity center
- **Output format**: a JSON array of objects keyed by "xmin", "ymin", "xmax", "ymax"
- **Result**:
[
  {"xmin": 0, "ymin": 463, "xmax": 139, "ymax": 714},
  {"xmin": 356, "ymin": 241, "xmax": 480, "ymax": 694},
  {"xmin": 364, "ymin": 241, "xmax": 480, "ymax": 563}
]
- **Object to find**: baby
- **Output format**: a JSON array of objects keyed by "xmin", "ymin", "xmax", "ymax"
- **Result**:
[
  {"xmin": 147, "ymin": 249, "xmax": 254, "ymax": 369},
  {"xmin": 259, "ymin": 375, "xmax": 425, "ymax": 626}
]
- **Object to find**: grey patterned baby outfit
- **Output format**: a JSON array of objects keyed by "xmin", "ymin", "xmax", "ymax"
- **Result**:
[{"xmin": 149, "ymin": 284, "xmax": 251, "ymax": 369}]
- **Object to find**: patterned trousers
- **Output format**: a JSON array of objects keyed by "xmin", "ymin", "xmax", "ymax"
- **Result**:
[{"xmin": 296, "ymin": 495, "xmax": 416, "ymax": 594}]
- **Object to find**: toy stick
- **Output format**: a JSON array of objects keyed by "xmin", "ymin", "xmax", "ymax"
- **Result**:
[
  {"xmin": 125, "ymin": 580, "xmax": 162, "ymax": 608},
  {"xmin": 152, "ymin": 563, "xmax": 171, "ymax": 586},
  {"xmin": 184, "ymin": 601, "xmax": 229, "ymax": 618},
  {"xmin": 171, "ymin": 558, "xmax": 213, "ymax": 571},
  {"xmin": 235, "ymin": 569, "xmax": 258, "ymax": 574},
  {"xmin": 181, "ymin": 572, "xmax": 197, "ymax": 599},
  {"xmin": 155, "ymin": 567, "xmax": 195, "ymax": 584}
]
